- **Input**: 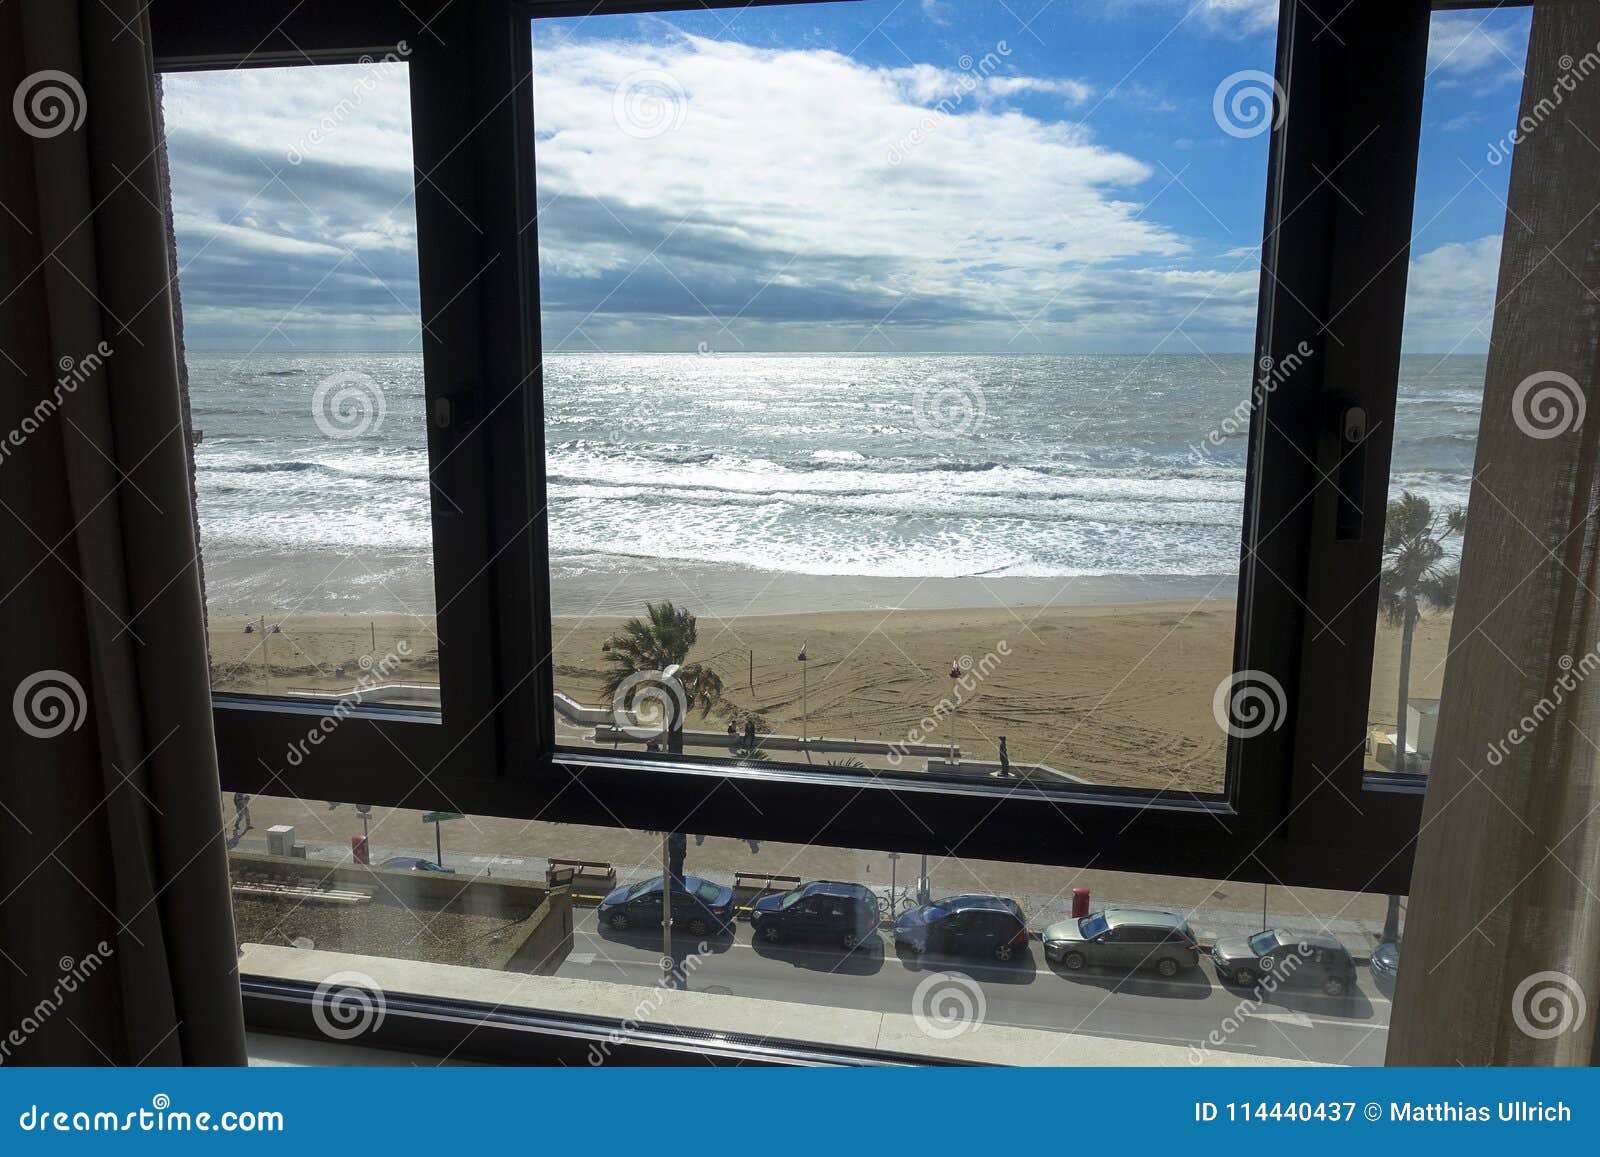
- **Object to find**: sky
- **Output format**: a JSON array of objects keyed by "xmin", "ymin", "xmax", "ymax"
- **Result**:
[{"xmin": 162, "ymin": 0, "xmax": 1533, "ymax": 354}]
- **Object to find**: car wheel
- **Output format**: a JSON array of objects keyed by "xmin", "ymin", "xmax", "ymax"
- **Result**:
[
  {"xmin": 1062, "ymin": 951, "xmax": 1087, "ymax": 972},
  {"xmin": 1234, "ymin": 967, "xmax": 1260, "ymax": 987},
  {"xmin": 759, "ymin": 923, "xmax": 781, "ymax": 944},
  {"xmin": 608, "ymin": 911, "xmax": 630, "ymax": 931},
  {"xmin": 1323, "ymin": 976, "xmax": 1348, "ymax": 997},
  {"xmin": 1155, "ymin": 956, "xmax": 1180, "ymax": 978},
  {"xmin": 993, "ymin": 941, "xmax": 1017, "ymax": 963},
  {"xmin": 842, "ymin": 932, "xmax": 859, "ymax": 950},
  {"xmin": 686, "ymin": 917, "xmax": 709, "ymax": 936}
]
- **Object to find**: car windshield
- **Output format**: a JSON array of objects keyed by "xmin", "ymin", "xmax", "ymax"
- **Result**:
[
  {"xmin": 1248, "ymin": 930, "xmax": 1280, "ymax": 954},
  {"xmin": 1080, "ymin": 913, "xmax": 1109, "ymax": 938},
  {"xmin": 694, "ymin": 880, "xmax": 722, "ymax": 903},
  {"xmin": 779, "ymin": 889, "xmax": 806, "ymax": 909},
  {"xmin": 922, "ymin": 905, "xmax": 949, "ymax": 921},
  {"xmin": 624, "ymin": 879, "xmax": 660, "ymax": 901}
]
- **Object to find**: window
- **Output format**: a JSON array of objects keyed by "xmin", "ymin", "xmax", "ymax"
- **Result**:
[
  {"xmin": 152, "ymin": 0, "xmax": 1504, "ymax": 1064},
  {"xmin": 164, "ymin": 60, "xmax": 438, "ymax": 705},
  {"xmin": 1364, "ymin": 5, "xmax": 1534, "ymax": 788}
]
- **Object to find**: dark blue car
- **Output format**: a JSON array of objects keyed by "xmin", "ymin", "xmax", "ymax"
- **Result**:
[
  {"xmin": 895, "ymin": 894, "xmax": 1030, "ymax": 963},
  {"xmin": 597, "ymin": 875, "xmax": 736, "ymax": 937},
  {"xmin": 380, "ymin": 857, "xmax": 455, "ymax": 874},
  {"xmin": 751, "ymin": 881, "xmax": 880, "ymax": 950}
]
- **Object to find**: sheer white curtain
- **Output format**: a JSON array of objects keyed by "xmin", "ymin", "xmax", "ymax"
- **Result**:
[{"xmin": 1389, "ymin": 0, "xmax": 1600, "ymax": 1066}]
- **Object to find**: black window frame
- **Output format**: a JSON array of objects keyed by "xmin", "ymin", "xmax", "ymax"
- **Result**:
[{"xmin": 155, "ymin": 0, "xmax": 1478, "ymax": 954}]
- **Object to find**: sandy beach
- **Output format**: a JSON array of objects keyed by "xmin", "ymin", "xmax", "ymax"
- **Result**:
[{"xmin": 207, "ymin": 597, "xmax": 1455, "ymax": 792}]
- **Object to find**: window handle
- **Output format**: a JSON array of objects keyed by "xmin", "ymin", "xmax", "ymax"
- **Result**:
[{"xmin": 1335, "ymin": 404, "xmax": 1367, "ymax": 541}]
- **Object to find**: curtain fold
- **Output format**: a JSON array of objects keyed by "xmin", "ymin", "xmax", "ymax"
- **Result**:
[
  {"xmin": 0, "ymin": 0, "xmax": 245, "ymax": 1065},
  {"xmin": 1388, "ymin": 0, "xmax": 1600, "ymax": 1066}
]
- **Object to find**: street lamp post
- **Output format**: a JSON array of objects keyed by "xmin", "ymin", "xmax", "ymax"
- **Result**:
[
  {"xmin": 659, "ymin": 664, "xmax": 684, "ymax": 989},
  {"xmin": 948, "ymin": 658, "xmax": 962, "ymax": 768},
  {"xmin": 662, "ymin": 830, "xmax": 674, "ymax": 989}
]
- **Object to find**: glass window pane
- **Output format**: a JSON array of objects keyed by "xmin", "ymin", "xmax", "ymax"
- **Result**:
[
  {"xmin": 534, "ymin": 0, "xmax": 1282, "ymax": 792},
  {"xmin": 229, "ymin": 790, "xmax": 1392, "ymax": 1064},
  {"xmin": 161, "ymin": 59, "xmax": 438, "ymax": 705},
  {"xmin": 1366, "ymin": 6, "xmax": 1534, "ymax": 781}
]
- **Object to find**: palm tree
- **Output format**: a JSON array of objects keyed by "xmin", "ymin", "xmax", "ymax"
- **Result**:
[
  {"xmin": 1377, "ymin": 491, "xmax": 1464, "ymax": 941},
  {"xmin": 601, "ymin": 602, "xmax": 724, "ymax": 884}
]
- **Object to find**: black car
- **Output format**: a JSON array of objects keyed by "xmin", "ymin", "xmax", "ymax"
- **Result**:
[
  {"xmin": 894, "ymin": 894, "xmax": 1030, "ymax": 963},
  {"xmin": 1212, "ymin": 929, "xmax": 1357, "ymax": 996},
  {"xmin": 751, "ymin": 881, "xmax": 880, "ymax": 950},
  {"xmin": 596, "ymin": 875, "xmax": 737, "ymax": 937},
  {"xmin": 1370, "ymin": 939, "xmax": 1399, "ymax": 998}
]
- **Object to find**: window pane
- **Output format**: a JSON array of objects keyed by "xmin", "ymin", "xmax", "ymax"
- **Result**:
[
  {"xmin": 161, "ymin": 60, "xmax": 438, "ymax": 705},
  {"xmin": 228, "ymin": 790, "xmax": 1393, "ymax": 1064},
  {"xmin": 534, "ymin": 0, "xmax": 1282, "ymax": 792},
  {"xmin": 1366, "ymin": 6, "xmax": 1534, "ymax": 780}
]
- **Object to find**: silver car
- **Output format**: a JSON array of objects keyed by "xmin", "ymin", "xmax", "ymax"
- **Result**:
[{"xmin": 1043, "ymin": 906, "xmax": 1200, "ymax": 977}]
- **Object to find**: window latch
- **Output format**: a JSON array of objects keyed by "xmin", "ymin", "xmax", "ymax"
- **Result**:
[{"xmin": 1335, "ymin": 403, "xmax": 1367, "ymax": 541}]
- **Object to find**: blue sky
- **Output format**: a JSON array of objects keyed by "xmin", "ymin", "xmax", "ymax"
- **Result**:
[{"xmin": 163, "ymin": 0, "xmax": 1533, "ymax": 354}]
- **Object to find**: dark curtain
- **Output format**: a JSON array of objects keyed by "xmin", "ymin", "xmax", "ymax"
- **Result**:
[{"xmin": 0, "ymin": 0, "xmax": 246, "ymax": 1064}]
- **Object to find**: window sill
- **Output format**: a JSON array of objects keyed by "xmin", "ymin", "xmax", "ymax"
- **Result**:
[{"xmin": 238, "ymin": 944, "xmax": 1327, "ymax": 1067}]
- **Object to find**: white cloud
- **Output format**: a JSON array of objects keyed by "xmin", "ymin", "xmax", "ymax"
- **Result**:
[
  {"xmin": 1427, "ymin": 12, "xmax": 1526, "ymax": 82},
  {"xmin": 1113, "ymin": 0, "xmax": 1277, "ymax": 39},
  {"xmin": 529, "ymin": 32, "xmax": 1259, "ymax": 349},
  {"xmin": 985, "ymin": 75, "xmax": 1095, "ymax": 103},
  {"xmin": 161, "ymin": 36, "xmax": 1269, "ymax": 351},
  {"xmin": 1402, "ymin": 235, "xmax": 1502, "ymax": 352}
]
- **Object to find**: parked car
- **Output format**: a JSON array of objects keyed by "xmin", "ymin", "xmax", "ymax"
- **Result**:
[
  {"xmin": 894, "ymin": 895, "xmax": 1029, "ymax": 962},
  {"xmin": 1370, "ymin": 939, "xmax": 1399, "ymax": 998},
  {"xmin": 380, "ymin": 857, "xmax": 454, "ymax": 874},
  {"xmin": 1042, "ymin": 906, "xmax": 1200, "ymax": 977},
  {"xmin": 751, "ymin": 881, "xmax": 880, "ymax": 950},
  {"xmin": 1212, "ymin": 929, "xmax": 1357, "ymax": 996},
  {"xmin": 596, "ymin": 875, "xmax": 737, "ymax": 937}
]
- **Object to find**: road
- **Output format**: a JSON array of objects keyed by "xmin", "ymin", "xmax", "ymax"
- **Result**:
[{"xmin": 555, "ymin": 906, "xmax": 1391, "ymax": 1065}]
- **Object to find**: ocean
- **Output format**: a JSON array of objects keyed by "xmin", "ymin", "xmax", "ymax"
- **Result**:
[{"xmin": 186, "ymin": 351, "xmax": 1485, "ymax": 617}]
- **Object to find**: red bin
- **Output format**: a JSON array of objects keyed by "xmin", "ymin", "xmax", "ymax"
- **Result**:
[
  {"xmin": 1071, "ymin": 887, "xmax": 1090, "ymax": 917},
  {"xmin": 351, "ymin": 835, "xmax": 369, "ymax": 865}
]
